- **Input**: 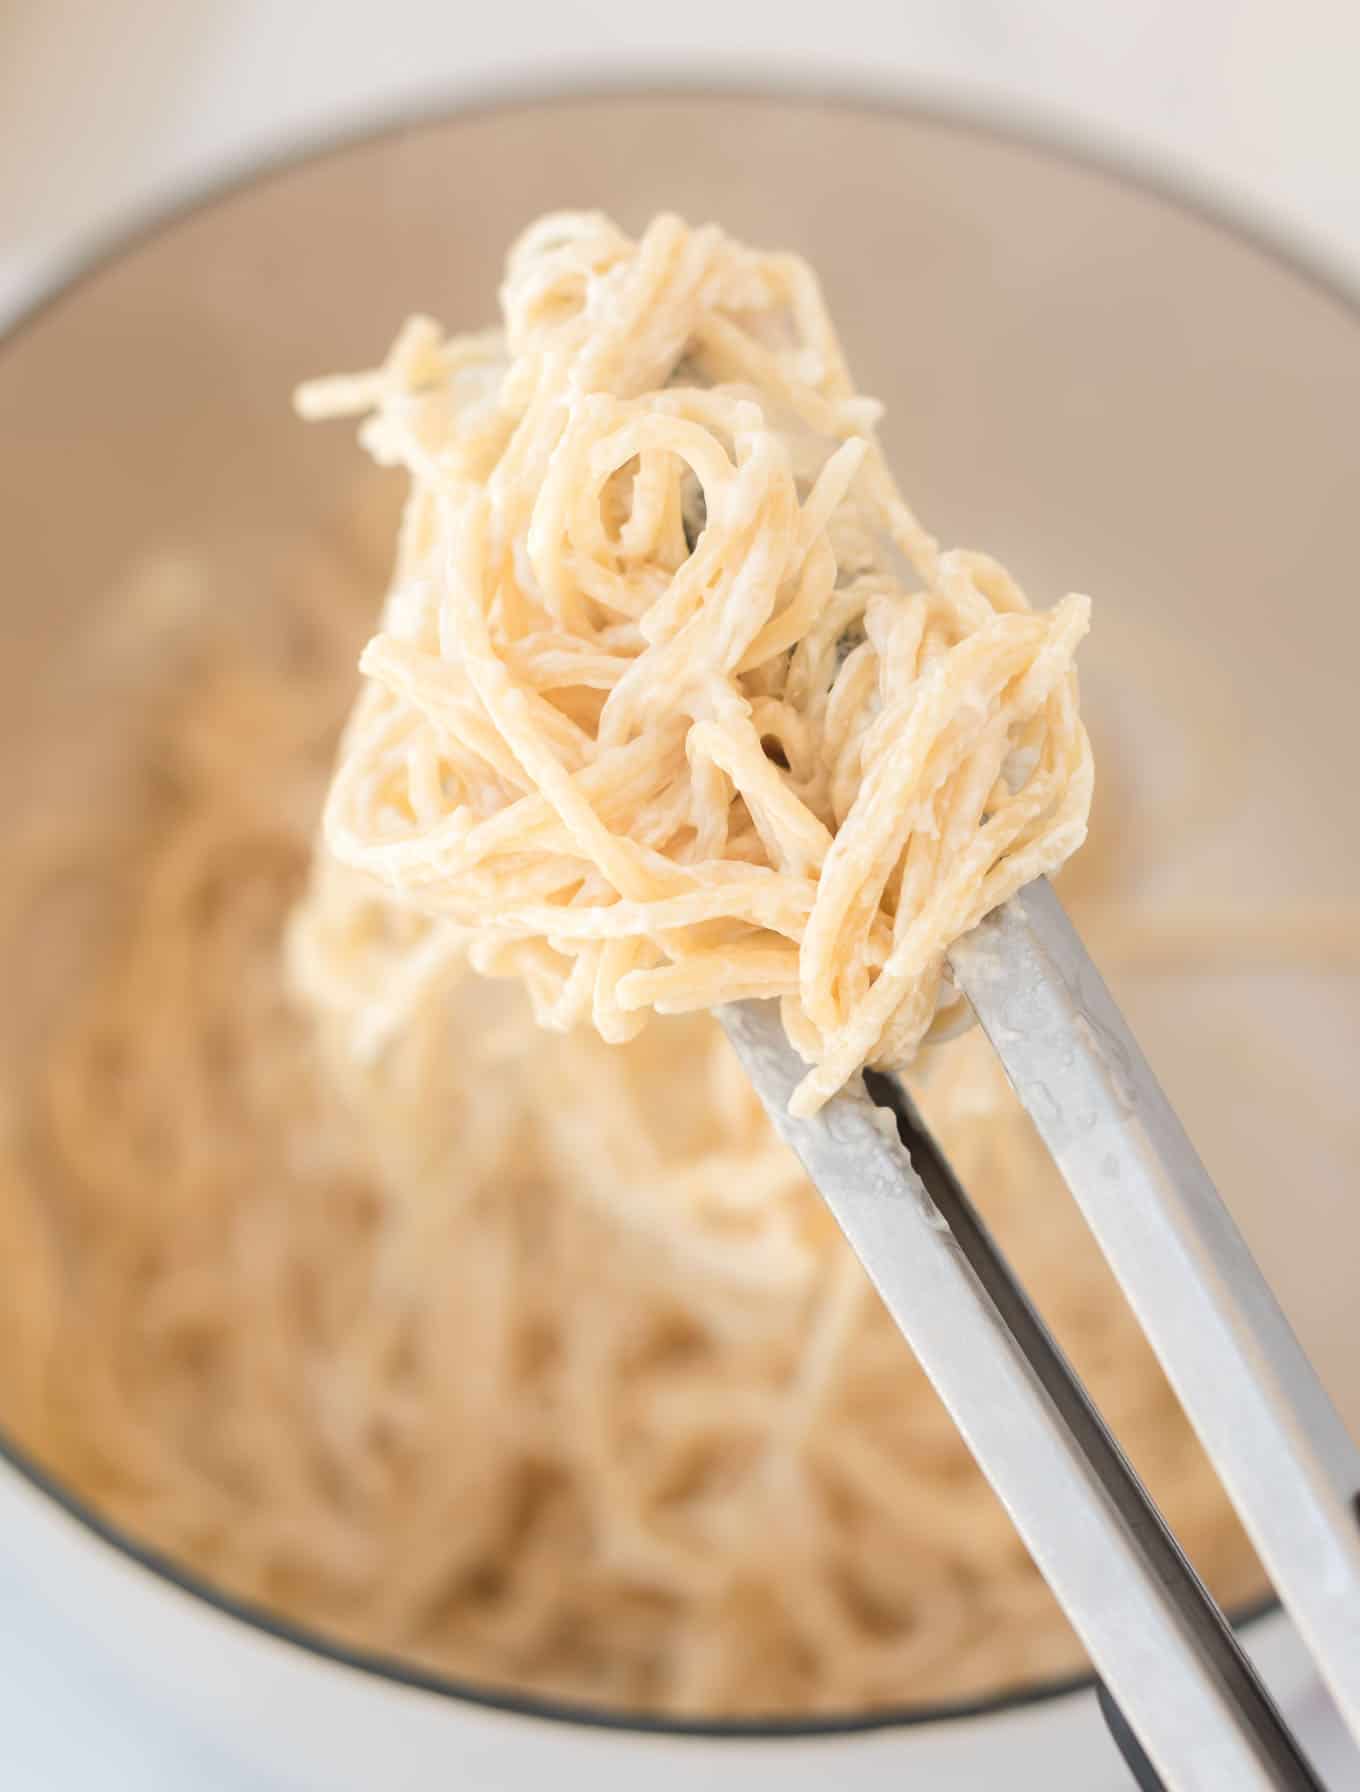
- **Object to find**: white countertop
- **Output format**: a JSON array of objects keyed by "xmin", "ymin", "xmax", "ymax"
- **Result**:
[{"xmin": 2, "ymin": 4, "xmax": 1358, "ymax": 1785}]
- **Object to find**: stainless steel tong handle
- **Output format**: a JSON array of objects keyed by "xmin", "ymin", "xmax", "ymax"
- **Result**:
[
  {"xmin": 719, "ymin": 879, "xmax": 1360, "ymax": 1790},
  {"xmin": 950, "ymin": 880, "xmax": 1360, "ymax": 1742}
]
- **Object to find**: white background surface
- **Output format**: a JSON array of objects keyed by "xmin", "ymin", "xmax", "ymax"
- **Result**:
[
  {"xmin": 5, "ymin": 0, "xmax": 1360, "ymax": 324},
  {"xmin": 2, "ymin": 3, "xmax": 1358, "ymax": 1785}
]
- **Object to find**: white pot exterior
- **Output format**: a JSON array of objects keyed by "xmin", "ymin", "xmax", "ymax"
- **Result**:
[{"xmin": 5, "ymin": 1452, "xmax": 1353, "ymax": 1790}]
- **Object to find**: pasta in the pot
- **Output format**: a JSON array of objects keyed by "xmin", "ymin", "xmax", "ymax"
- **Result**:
[{"xmin": 0, "ymin": 214, "xmax": 1268, "ymax": 1721}]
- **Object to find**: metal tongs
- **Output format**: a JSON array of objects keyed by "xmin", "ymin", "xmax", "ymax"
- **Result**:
[{"xmin": 720, "ymin": 878, "xmax": 1360, "ymax": 1790}]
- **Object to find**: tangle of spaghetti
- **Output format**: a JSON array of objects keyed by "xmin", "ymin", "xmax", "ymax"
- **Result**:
[{"xmin": 301, "ymin": 213, "xmax": 1093, "ymax": 1112}]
